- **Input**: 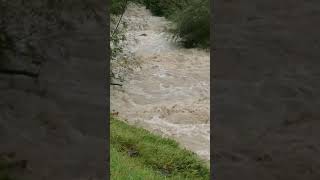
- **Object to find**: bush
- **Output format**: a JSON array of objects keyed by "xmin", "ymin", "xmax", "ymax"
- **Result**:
[{"xmin": 171, "ymin": 0, "xmax": 210, "ymax": 48}]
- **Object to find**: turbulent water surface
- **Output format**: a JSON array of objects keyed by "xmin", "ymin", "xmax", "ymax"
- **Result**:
[{"xmin": 111, "ymin": 3, "xmax": 210, "ymax": 161}]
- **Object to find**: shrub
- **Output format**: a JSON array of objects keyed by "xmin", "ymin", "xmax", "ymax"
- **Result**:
[{"xmin": 170, "ymin": 0, "xmax": 210, "ymax": 48}]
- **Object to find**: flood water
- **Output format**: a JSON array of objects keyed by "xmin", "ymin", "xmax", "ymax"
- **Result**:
[{"xmin": 111, "ymin": 3, "xmax": 210, "ymax": 161}]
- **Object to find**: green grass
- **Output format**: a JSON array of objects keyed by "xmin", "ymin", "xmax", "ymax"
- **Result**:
[{"xmin": 110, "ymin": 116, "xmax": 209, "ymax": 179}]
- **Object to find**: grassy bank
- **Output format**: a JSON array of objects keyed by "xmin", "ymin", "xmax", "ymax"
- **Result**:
[{"xmin": 111, "ymin": 116, "xmax": 209, "ymax": 179}]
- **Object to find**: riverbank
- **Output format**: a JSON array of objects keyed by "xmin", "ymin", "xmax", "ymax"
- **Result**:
[{"xmin": 111, "ymin": 116, "xmax": 209, "ymax": 179}]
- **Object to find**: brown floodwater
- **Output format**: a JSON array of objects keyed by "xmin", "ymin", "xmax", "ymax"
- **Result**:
[{"xmin": 111, "ymin": 3, "xmax": 210, "ymax": 161}]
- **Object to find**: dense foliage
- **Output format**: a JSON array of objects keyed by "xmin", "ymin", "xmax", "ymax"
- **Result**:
[{"xmin": 170, "ymin": 0, "xmax": 210, "ymax": 48}]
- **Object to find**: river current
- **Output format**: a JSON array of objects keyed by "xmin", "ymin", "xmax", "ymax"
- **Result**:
[{"xmin": 111, "ymin": 3, "xmax": 210, "ymax": 161}]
